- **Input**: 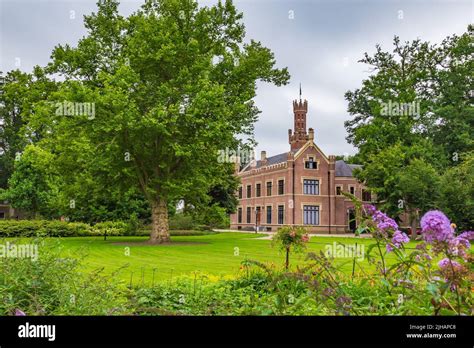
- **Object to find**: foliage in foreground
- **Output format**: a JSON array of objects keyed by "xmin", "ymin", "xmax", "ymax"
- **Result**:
[
  {"xmin": 3, "ymin": 247, "xmax": 471, "ymax": 316},
  {"xmin": 2, "ymin": 205, "xmax": 472, "ymax": 316},
  {"xmin": 0, "ymin": 238, "xmax": 129, "ymax": 315}
]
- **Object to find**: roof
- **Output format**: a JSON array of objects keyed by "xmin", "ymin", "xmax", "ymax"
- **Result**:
[
  {"xmin": 242, "ymin": 152, "xmax": 289, "ymax": 172},
  {"xmin": 335, "ymin": 160, "xmax": 362, "ymax": 177},
  {"xmin": 241, "ymin": 155, "xmax": 362, "ymax": 177}
]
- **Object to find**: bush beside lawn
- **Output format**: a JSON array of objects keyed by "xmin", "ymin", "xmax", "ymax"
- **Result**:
[
  {"xmin": 0, "ymin": 219, "xmax": 218, "ymax": 238},
  {"xmin": 0, "ymin": 220, "xmax": 96, "ymax": 237}
]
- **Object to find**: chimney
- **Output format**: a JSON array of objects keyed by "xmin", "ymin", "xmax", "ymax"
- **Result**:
[
  {"xmin": 261, "ymin": 151, "xmax": 267, "ymax": 162},
  {"xmin": 250, "ymin": 150, "xmax": 257, "ymax": 168},
  {"xmin": 233, "ymin": 155, "xmax": 241, "ymax": 173},
  {"xmin": 308, "ymin": 128, "xmax": 314, "ymax": 141},
  {"xmin": 328, "ymin": 155, "xmax": 336, "ymax": 171}
]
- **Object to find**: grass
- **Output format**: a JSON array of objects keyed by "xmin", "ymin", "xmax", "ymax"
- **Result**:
[{"xmin": 21, "ymin": 232, "xmax": 421, "ymax": 285}]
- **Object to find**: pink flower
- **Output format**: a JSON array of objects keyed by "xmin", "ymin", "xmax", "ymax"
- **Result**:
[{"xmin": 15, "ymin": 309, "xmax": 26, "ymax": 316}]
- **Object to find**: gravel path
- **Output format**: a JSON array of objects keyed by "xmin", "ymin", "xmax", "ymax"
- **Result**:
[{"xmin": 213, "ymin": 229, "xmax": 373, "ymax": 240}]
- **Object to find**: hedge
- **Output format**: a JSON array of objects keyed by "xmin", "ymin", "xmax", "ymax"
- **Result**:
[
  {"xmin": 0, "ymin": 220, "xmax": 217, "ymax": 237},
  {"xmin": 0, "ymin": 220, "xmax": 126, "ymax": 237}
]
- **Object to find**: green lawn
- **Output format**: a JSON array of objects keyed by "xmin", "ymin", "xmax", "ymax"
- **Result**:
[{"xmin": 30, "ymin": 232, "xmax": 418, "ymax": 285}]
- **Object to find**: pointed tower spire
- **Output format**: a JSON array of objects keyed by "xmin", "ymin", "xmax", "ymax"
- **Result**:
[{"xmin": 289, "ymin": 86, "xmax": 309, "ymax": 151}]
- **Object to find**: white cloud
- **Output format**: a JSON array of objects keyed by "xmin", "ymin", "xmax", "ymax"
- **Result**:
[{"xmin": 1, "ymin": 0, "xmax": 470, "ymax": 160}]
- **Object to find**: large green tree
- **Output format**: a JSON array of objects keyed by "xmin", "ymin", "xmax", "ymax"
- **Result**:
[
  {"xmin": 397, "ymin": 158, "xmax": 441, "ymax": 238},
  {"xmin": 438, "ymin": 152, "xmax": 474, "ymax": 231},
  {"xmin": 345, "ymin": 27, "xmax": 473, "ymax": 163},
  {"xmin": 345, "ymin": 26, "xmax": 473, "ymax": 227},
  {"xmin": 35, "ymin": 0, "xmax": 289, "ymax": 243},
  {"xmin": 1, "ymin": 145, "xmax": 56, "ymax": 218},
  {"xmin": 356, "ymin": 143, "xmax": 440, "ymax": 237},
  {"xmin": 0, "ymin": 68, "xmax": 56, "ymax": 188},
  {"xmin": 430, "ymin": 26, "xmax": 474, "ymax": 161}
]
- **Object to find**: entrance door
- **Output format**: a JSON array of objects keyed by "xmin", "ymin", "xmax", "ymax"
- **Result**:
[
  {"xmin": 348, "ymin": 209, "xmax": 356, "ymax": 232},
  {"xmin": 255, "ymin": 207, "xmax": 261, "ymax": 230}
]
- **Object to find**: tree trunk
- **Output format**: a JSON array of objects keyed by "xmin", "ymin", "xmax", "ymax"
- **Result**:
[
  {"xmin": 149, "ymin": 197, "xmax": 170, "ymax": 244},
  {"xmin": 409, "ymin": 209, "xmax": 418, "ymax": 240}
]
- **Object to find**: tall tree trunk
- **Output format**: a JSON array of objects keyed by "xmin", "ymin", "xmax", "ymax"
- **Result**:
[
  {"xmin": 409, "ymin": 209, "xmax": 418, "ymax": 240},
  {"xmin": 149, "ymin": 197, "xmax": 170, "ymax": 244}
]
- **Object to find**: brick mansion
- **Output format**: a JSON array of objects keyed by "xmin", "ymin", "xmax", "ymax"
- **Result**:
[{"xmin": 230, "ymin": 97, "xmax": 373, "ymax": 233}]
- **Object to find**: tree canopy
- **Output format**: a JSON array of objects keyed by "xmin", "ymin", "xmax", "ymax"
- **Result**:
[
  {"xmin": 20, "ymin": 0, "xmax": 289, "ymax": 242},
  {"xmin": 344, "ymin": 25, "xmax": 473, "ymax": 232}
]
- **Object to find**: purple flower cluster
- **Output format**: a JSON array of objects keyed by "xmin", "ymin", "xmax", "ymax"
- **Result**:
[
  {"xmin": 438, "ymin": 258, "xmax": 461, "ymax": 270},
  {"xmin": 15, "ymin": 309, "xmax": 26, "ymax": 316},
  {"xmin": 386, "ymin": 230, "xmax": 410, "ymax": 252},
  {"xmin": 458, "ymin": 231, "xmax": 474, "ymax": 241},
  {"xmin": 392, "ymin": 230, "xmax": 410, "ymax": 247},
  {"xmin": 420, "ymin": 211, "xmax": 471, "ymax": 260},
  {"xmin": 322, "ymin": 287, "xmax": 336, "ymax": 297},
  {"xmin": 363, "ymin": 204, "xmax": 377, "ymax": 216},
  {"xmin": 447, "ymin": 235, "xmax": 471, "ymax": 259},
  {"xmin": 364, "ymin": 204, "xmax": 409, "ymax": 252},
  {"xmin": 438, "ymin": 258, "xmax": 465, "ymax": 291},
  {"xmin": 420, "ymin": 210, "xmax": 453, "ymax": 243},
  {"xmin": 371, "ymin": 210, "xmax": 399, "ymax": 235},
  {"xmin": 414, "ymin": 243, "xmax": 432, "ymax": 262}
]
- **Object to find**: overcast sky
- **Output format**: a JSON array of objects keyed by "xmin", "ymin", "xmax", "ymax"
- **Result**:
[{"xmin": 0, "ymin": 0, "xmax": 472, "ymax": 158}]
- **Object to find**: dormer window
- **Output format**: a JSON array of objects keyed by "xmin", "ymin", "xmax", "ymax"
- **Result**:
[{"xmin": 305, "ymin": 157, "xmax": 317, "ymax": 169}]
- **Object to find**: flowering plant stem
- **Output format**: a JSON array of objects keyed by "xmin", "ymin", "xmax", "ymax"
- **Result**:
[
  {"xmin": 376, "ymin": 239, "xmax": 392, "ymax": 298},
  {"xmin": 444, "ymin": 247, "xmax": 461, "ymax": 315}
]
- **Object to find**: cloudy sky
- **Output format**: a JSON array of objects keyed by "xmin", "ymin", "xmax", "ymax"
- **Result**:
[{"xmin": 0, "ymin": 0, "xmax": 472, "ymax": 158}]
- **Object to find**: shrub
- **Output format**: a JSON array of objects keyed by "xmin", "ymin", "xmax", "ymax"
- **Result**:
[
  {"xmin": 92, "ymin": 221, "xmax": 131, "ymax": 236},
  {"xmin": 0, "ymin": 220, "xmax": 132, "ymax": 237},
  {"xmin": 0, "ymin": 220, "xmax": 93, "ymax": 237},
  {"xmin": 0, "ymin": 238, "xmax": 130, "ymax": 315},
  {"xmin": 272, "ymin": 226, "xmax": 309, "ymax": 269},
  {"xmin": 0, "ymin": 219, "xmax": 218, "ymax": 238},
  {"xmin": 168, "ymin": 214, "xmax": 196, "ymax": 230},
  {"xmin": 194, "ymin": 205, "xmax": 230, "ymax": 230}
]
